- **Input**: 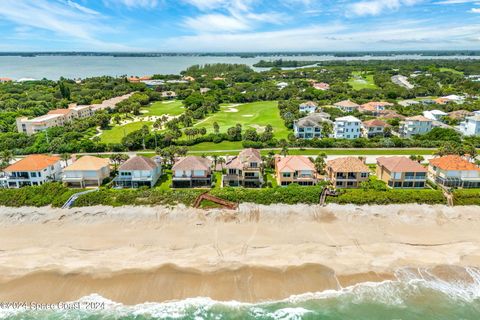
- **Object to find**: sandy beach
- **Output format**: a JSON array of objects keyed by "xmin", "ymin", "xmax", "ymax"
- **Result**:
[{"xmin": 1, "ymin": 203, "xmax": 480, "ymax": 304}]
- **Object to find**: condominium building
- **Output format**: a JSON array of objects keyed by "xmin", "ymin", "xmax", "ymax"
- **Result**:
[
  {"xmin": 459, "ymin": 112, "xmax": 480, "ymax": 136},
  {"xmin": 333, "ymin": 116, "xmax": 362, "ymax": 139}
]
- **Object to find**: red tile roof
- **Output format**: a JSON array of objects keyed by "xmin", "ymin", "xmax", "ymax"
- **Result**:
[
  {"xmin": 429, "ymin": 155, "xmax": 480, "ymax": 171},
  {"xmin": 327, "ymin": 157, "xmax": 369, "ymax": 173},
  {"xmin": 5, "ymin": 154, "xmax": 60, "ymax": 172},
  {"xmin": 362, "ymin": 119, "xmax": 389, "ymax": 127},
  {"xmin": 377, "ymin": 156, "xmax": 427, "ymax": 173}
]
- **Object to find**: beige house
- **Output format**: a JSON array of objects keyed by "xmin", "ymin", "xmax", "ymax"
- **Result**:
[
  {"xmin": 376, "ymin": 156, "xmax": 427, "ymax": 188},
  {"xmin": 63, "ymin": 156, "xmax": 111, "ymax": 187},
  {"xmin": 223, "ymin": 148, "xmax": 263, "ymax": 188},
  {"xmin": 172, "ymin": 156, "xmax": 212, "ymax": 188},
  {"xmin": 333, "ymin": 100, "xmax": 360, "ymax": 113},
  {"xmin": 275, "ymin": 156, "xmax": 317, "ymax": 186},
  {"xmin": 326, "ymin": 157, "xmax": 370, "ymax": 188}
]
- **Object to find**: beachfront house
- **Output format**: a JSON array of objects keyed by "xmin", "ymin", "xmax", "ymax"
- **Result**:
[
  {"xmin": 113, "ymin": 156, "xmax": 162, "ymax": 188},
  {"xmin": 428, "ymin": 155, "xmax": 480, "ymax": 188},
  {"xmin": 275, "ymin": 155, "xmax": 317, "ymax": 186},
  {"xmin": 333, "ymin": 100, "xmax": 360, "ymax": 113},
  {"xmin": 399, "ymin": 116, "xmax": 433, "ymax": 138},
  {"xmin": 333, "ymin": 116, "xmax": 362, "ymax": 139},
  {"xmin": 294, "ymin": 113, "xmax": 332, "ymax": 139},
  {"xmin": 376, "ymin": 156, "xmax": 427, "ymax": 189},
  {"xmin": 326, "ymin": 157, "xmax": 370, "ymax": 189},
  {"xmin": 223, "ymin": 148, "xmax": 263, "ymax": 188},
  {"xmin": 172, "ymin": 156, "xmax": 212, "ymax": 188},
  {"xmin": 299, "ymin": 101, "xmax": 318, "ymax": 114},
  {"xmin": 459, "ymin": 112, "xmax": 480, "ymax": 136},
  {"xmin": 62, "ymin": 156, "xmax": 111, "ymax": 187},
  {"xmin": 1, "ymin": 154, "xmax": 62, "ymax": 188}
]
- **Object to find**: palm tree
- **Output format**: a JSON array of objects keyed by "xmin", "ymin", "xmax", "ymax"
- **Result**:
[
  {"xmin": 109, "ymin": 153, "xmax": 129, "ymax": 172},
  {"xmin": 0, "ymin": 150, "xmax": 13, "ymax": 170},
  {"xmin": 212, "ymin": 154, "xmax": 218, "ymax": 170},
  {"xmin": 314, "ymin": 153, "xmax": 327, "ymax": 174},
  {"xmin": 60, "ymin": 153, "xmax": 71, "ymax": 167}
]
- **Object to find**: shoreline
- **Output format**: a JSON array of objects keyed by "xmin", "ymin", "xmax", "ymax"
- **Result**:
[{"xmin": 1, "ymin": 204, "xmax": 480, "ymax": 304}]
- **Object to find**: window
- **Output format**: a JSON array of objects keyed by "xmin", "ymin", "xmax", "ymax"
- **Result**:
[
  {"xmin": 31, "ymin": 172, "xmax": 37, "ymax": 178},
  {"xmin": 245, "ymin": 172, "xmax": 256, "ymax": 177},
  {"xmin": 120, "ymin": 171, "xmax": 132, "ymax": 176},
  {"xmin": 228, "ymin": 169, "xmax": 237, "ymax": 175},
  {"xmin": 347, "ymin": 181, "xmax": 354, "ymax": 186},
  {"xmin": 394, "ymin": 182, "xmax": 402, "ymax": 188},
  {"xmin": 282, "ymin": 172, "xmax": 291, "ymax": 178},
  {"xmin": 250, "ymin": 162, "xmax": 258, "ymax": 168},
  {"xmin": 414, "ymin": 182, "xmax": 425, "ymax": 188},
  {"xmin": 360, "ymin": 172, "xmax": 368, "ymax": 178}
]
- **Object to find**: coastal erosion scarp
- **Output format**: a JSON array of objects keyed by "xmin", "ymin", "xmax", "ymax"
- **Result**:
[{"xmin": 0, "ymin": 204, "xmax": 480, "ymax": 304}]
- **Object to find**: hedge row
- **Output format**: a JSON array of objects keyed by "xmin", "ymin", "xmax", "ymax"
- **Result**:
[
  {"xmin": 453, "ymin": 189, "xmax": 480, "ymax": 206},
  {"xmin": 326, "ymin": 189, "xmax": 446, "ymax": 205},
  {"xmin": 73, "ymin": 188, "xmax": 204, "ymax": 207},
  {"xmin": 0, "ymin": 183, "xmax": 77, "ymax": 208},
  {"xmin": 210, "ymin": 186, "xmax": 324, "ymax": 205}
]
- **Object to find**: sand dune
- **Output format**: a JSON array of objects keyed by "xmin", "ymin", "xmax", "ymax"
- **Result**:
[{"xmin": 0, "ymin": 204, "xmax": 480, "ymax": 304}]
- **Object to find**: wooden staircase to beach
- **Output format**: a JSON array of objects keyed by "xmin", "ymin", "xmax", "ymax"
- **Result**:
[{"xmin": 193, "ymin": 192, "xmax": 238, "ymax": 210}]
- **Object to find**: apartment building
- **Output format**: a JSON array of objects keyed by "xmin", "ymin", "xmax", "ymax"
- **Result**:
[{"xmin": 459, "ymin": 112, "xmax": 480, "ymax": 136}]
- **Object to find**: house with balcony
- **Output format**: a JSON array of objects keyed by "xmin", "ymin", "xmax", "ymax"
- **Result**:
[
  {"xmin": 63, "ymin": 156, "xmax": 111, "ymax": 187},
  {"xmin": 376, "ymin": 156, "xmax": 427, "ymax": 188},
  {"xmin": 1, "ymin": 154, "xmax": 62, "ymax": 188},
  {"xmin": 333, "ymin": 116, "xmax": 362, "ymax": 139},
  {"xmin": 113, "ymin": 156, "xmax": 162, "ymax": 188},
  {"xmin": 423, "ymin": 110, "xmax": 448, "ymax": 122},
  {"xmin": 275, "ymin": 156, "xmax": 317, "ymax": 186},
  {"xmin": 428, "ymin": 155, "xmax": 480, "ymax": 188},
  {"xmin": 362, "ymin": 119, "xmax": 389, "ymax": 138},
  {"xmin": 172, "ymin": 156, "xmax": 212, "ymax": 188},
  {"xmin": 459, "ymin": 113, "xmax": 480, "ymax": 136},
  {"xmin": 399, "ymin": 116, "xmax": 433, "ymax": 138},
  {"xmin": 223, "ymin": 148, "xmax": 263, "ymax": 188},
  {"xmin": 294, "ymin": 113, "xmax": 332, "ymax": 139},
  {"xmin": 299, "ymin": 101, "xmax": 318, "ymax": 114},
  {"xmin": 326, "ymin": 157, "xmax": 370, "ymax": 188},
  {"xmin": 333, "ymin": 100, "xmax": 360, "ymax": 113}
]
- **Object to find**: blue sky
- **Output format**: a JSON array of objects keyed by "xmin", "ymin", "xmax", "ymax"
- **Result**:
[{"xmin": 0, "ymin": 0, "xmax": 479, "ymax": 51}]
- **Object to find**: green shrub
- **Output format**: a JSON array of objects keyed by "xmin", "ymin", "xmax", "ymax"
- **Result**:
[
  {"xmin": 0, "ymin": 183, "xmax": 78, "ymax": 207},
  {"xmin": 327, "ymin": 189, "xmax": 445, "ymax": 205},
  {"xmin": 453, "ymin": 189, "xmax": 480, "ymax": 206}
]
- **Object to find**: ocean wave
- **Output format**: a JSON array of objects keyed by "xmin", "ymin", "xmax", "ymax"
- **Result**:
[{"xmin": 2, "ymin": 266, "xmax": 480, "ymax": 319}]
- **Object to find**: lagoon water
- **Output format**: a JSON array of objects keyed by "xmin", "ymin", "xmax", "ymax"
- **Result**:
[{"xmin": 0, "ymin": 54, "xmax": 478, "ymax": 80}]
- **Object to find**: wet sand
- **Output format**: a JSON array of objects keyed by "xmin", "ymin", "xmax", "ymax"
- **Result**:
[{"xmin": 0, "ymin": 204, "xmax": 479, "ymax": 304}]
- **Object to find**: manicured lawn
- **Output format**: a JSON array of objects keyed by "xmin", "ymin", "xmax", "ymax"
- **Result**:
[
  {"xmin": 213, "ymin": 172, "xmax": 222, "ymax": 189},
  {"xmin": 156, "ymin": 171, "xmax": 172, "ymax": 190},
  {"xmin": 100, "ymin": 121, "xmax": 153, "ymax": 144},
  {"xmin": 187, "ymin": 141, "xmax": 244, "ymax": 154},
  {"xmin": 348, "ymin": 71, "xmax": 378, "ymax": 90},
  {"xmin": 193, "ymin": 101, "xmax": 289, "ymax": 139},
  {"xmin": 141, "ymin": 100, "xmax": 185, "ymax": 116}
]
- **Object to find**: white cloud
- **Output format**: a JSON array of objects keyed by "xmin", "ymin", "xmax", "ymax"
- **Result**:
[
  {"xmin": 0, "ymin": 0, "xmax": 127, "ymax": 49},
  {"xmin": 103, "ymin": 0, "xmax": 159, "ymax": 9},
  {"xmin": 472, "ymin": 7, "xmax": 480, "ymax": 12},
  {"xmin": 348, "ymin": 0, "xmax": 422, "ymax": 16},
  {"xmin": 435, "ymin": 0, "xmax": 479, "ymax": 4},
  {"xmin": 183, "ymin": 14, "xmax": 251, "ymax": 32}
]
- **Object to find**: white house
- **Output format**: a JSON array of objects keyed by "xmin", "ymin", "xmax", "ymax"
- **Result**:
[
  {"xmin": 1, "ymin": 154, "xmax": 62, "ymax": 188},
  {"xmin": 334, "ymin": 100, "xmax": 360, "ymax": 113},
  {"xmin": 113, "ymin": 156, "xmax": 162, "ymax": 188},
  {"xmin": 423, "ymin": 110, "xmax": 448, "ymax": 122},
  {"xmin": 294, "ymin": 113, "xmax": 332, "ymax": 139},
  {"xmin": 277, "ymin": 82, "xmax": 288, "ymax": 90},
  {"xmin": 429, "ymin": 155, "xmax": 480, "ymax": 188},
  {"xmin": 459, "ymin": 113, "xmax": 480, "ymax": 136},
  {"xmin": 333, "ymin": 116, "xmax": 362, "ymax": 139},
  {"xmin": 399, "ymin": 116, "xmax": 433, "ymax": 138},
  {"xmin": 299, "ymin": 101, "xmax": 318, "ymax": 114}
]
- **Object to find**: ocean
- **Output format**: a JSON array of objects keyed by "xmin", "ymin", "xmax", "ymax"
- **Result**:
[
  {"xmin": 0, "ymin": 54, "xmax": 479, "ymax": 80},
  {"xmin": 2, "ymin": 267, "xmax": 480, "ymax": 320}
]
